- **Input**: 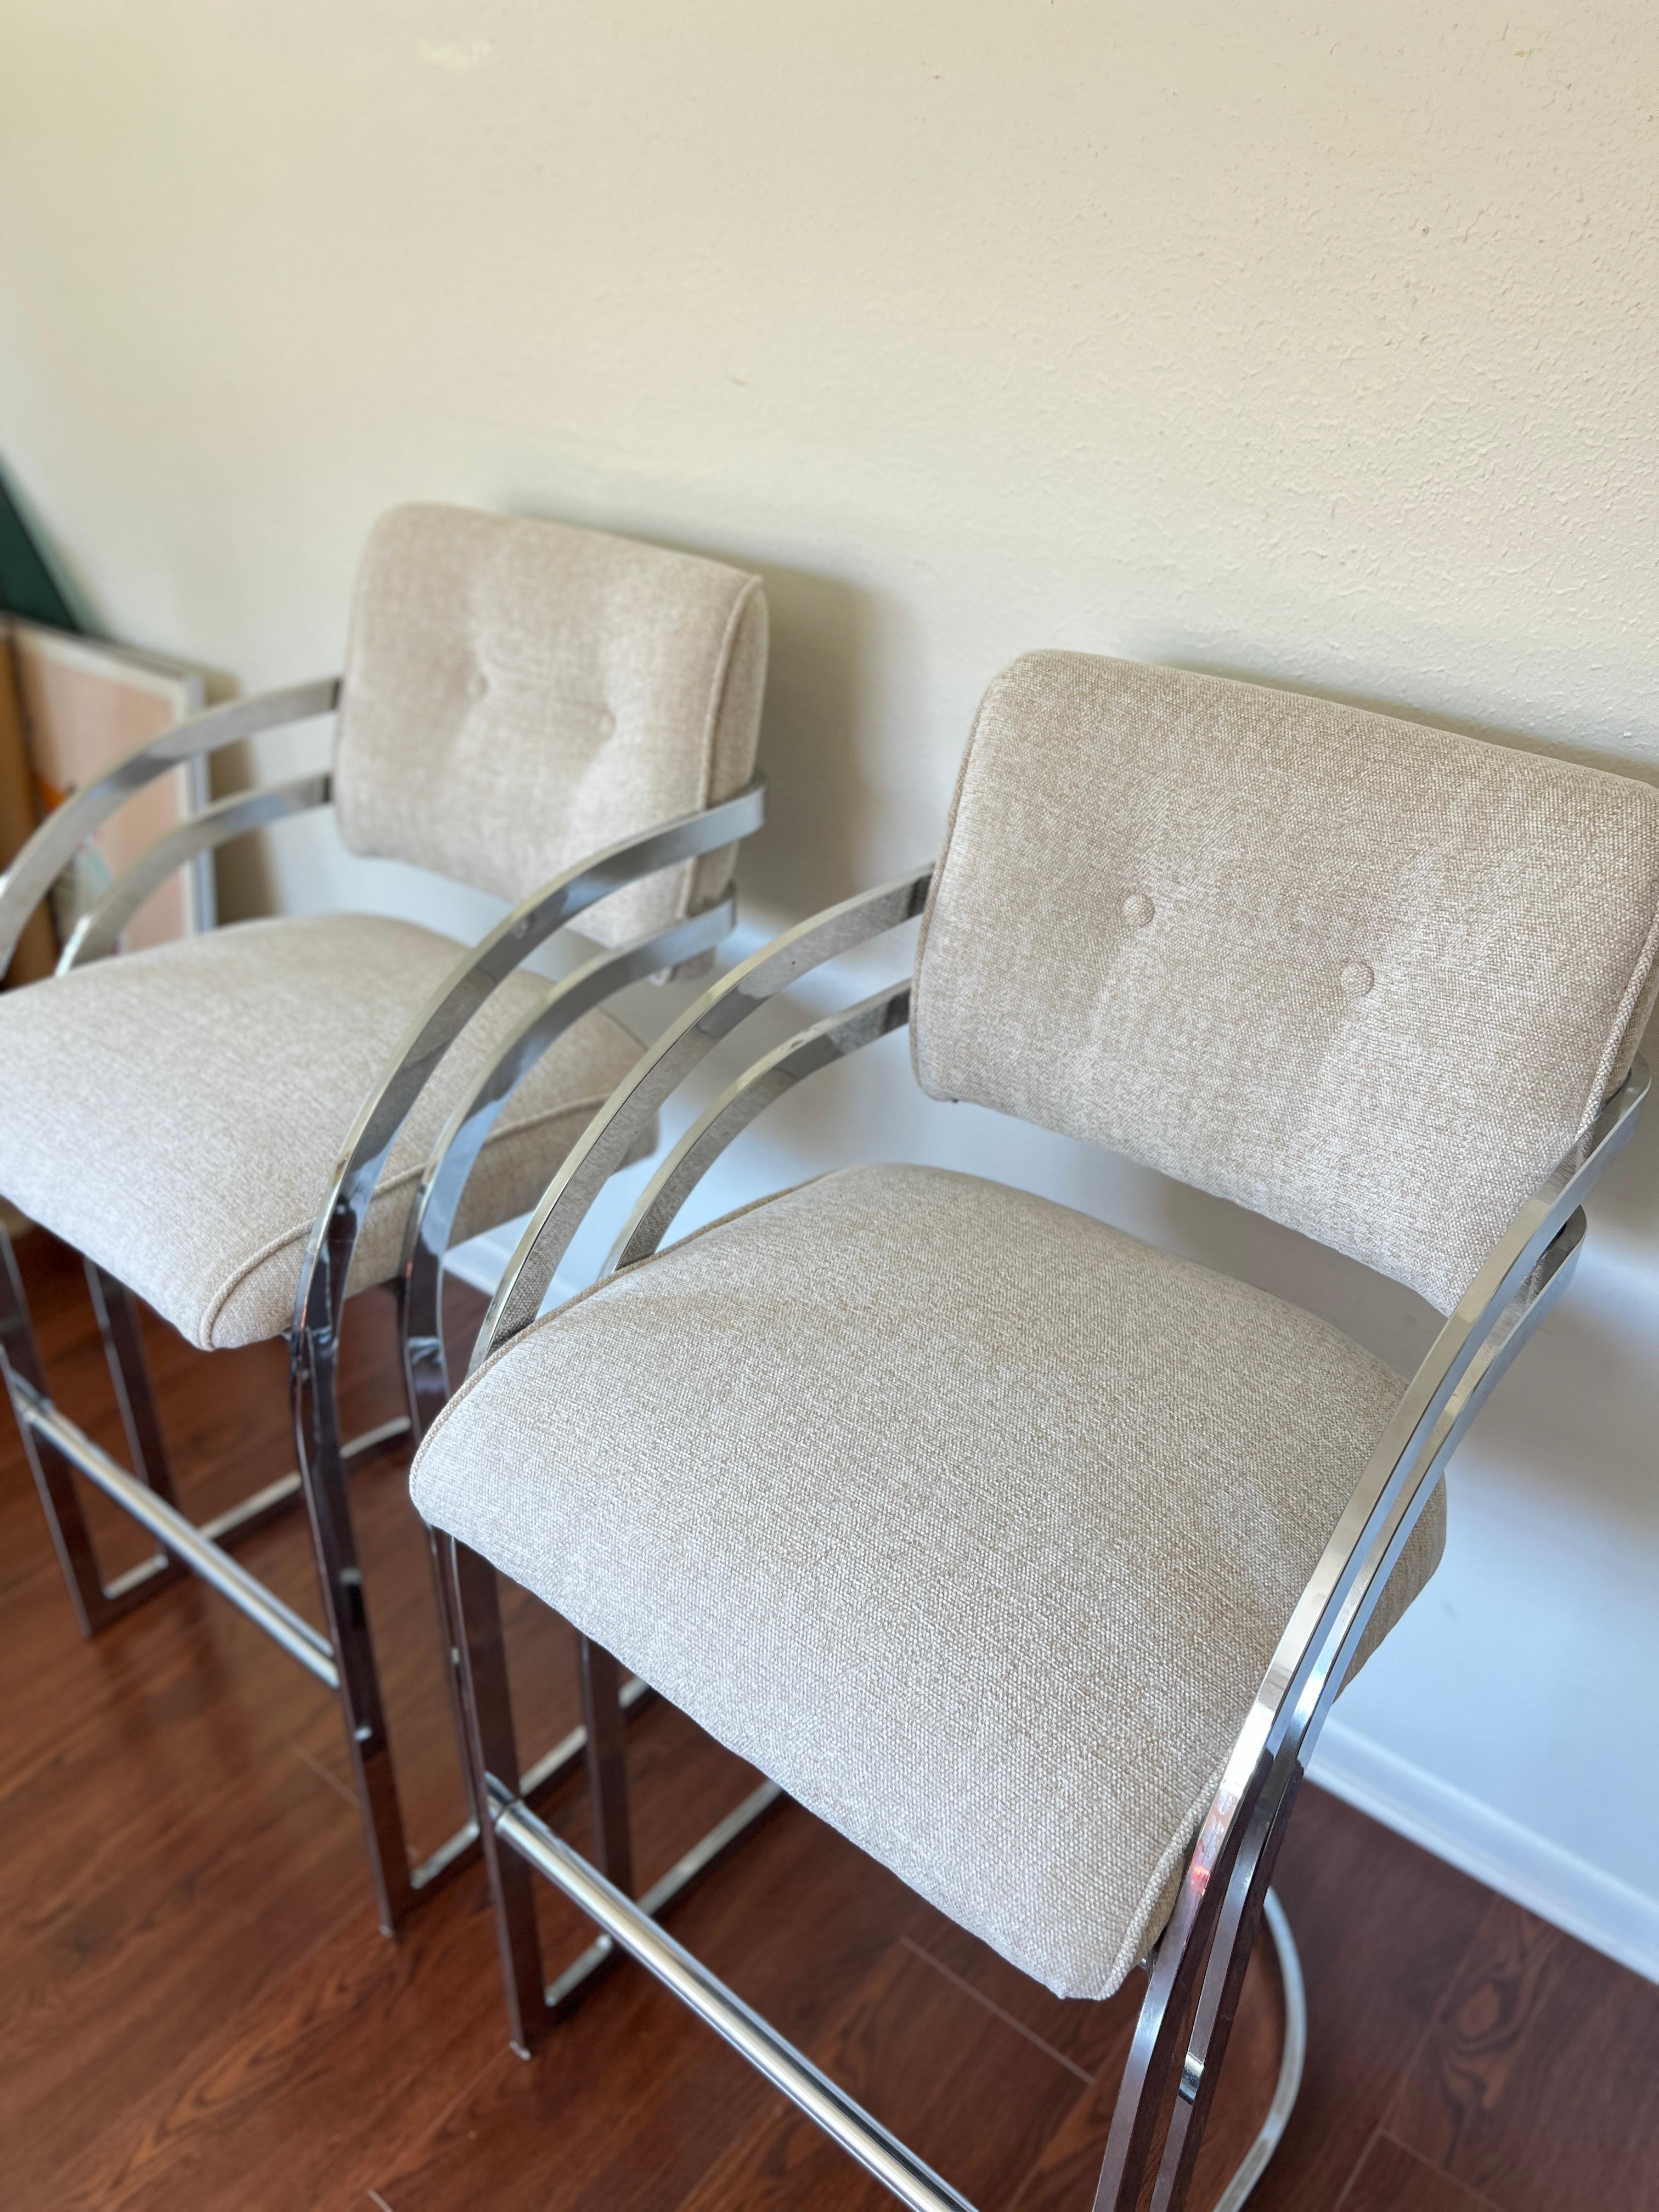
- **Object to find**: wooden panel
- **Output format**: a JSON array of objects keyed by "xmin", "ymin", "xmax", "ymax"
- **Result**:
[
  {"xmin": 8, "ymin": 621, "xmax": 205, "ymax": 951},
  {"xmin": 0, "ymin": 634, "xmax": 57, "ymax": 983}
]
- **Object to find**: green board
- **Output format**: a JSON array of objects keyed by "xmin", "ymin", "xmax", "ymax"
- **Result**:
[{"xmin": 0, "ymin": 468, "xmax": 79, "ymax": 631}]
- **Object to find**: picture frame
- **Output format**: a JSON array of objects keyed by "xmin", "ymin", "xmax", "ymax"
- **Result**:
[{"xmin": 4, "ymin": 618, "xmax": 213, "ymax": 953}]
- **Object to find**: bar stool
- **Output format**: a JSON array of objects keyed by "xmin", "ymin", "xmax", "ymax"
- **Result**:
[
  {"xmin": 0, "ymin": 501, "xmax": 769, "ymax": 1930},
  {"xmin": 411, "ymin": 651, "xmax": 1657, "ymax": 2207}
]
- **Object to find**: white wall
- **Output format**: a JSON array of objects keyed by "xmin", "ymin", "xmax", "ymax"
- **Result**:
[{"xmin": 3, "ymin": 2, "xmax": 1656, "ymax": 1975}]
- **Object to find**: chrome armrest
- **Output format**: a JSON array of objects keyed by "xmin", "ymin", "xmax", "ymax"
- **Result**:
[
  {"xmin": 604, "ymin": 980, "xmax": 912, "ymax": 1277},
  {"xmin": 398, "ymin": 893, "xmax": 738, "ymax": 1440},
  {"xmin": 0, "ymin": 676, "xmax": 340, "ymax": 981},
  {"xmin": 1241, "ymin": 1054, "xmax": 1646, "ymax": 1807},
  {"xmin": 58, "ymin": 771, "xmax": 332, "ymax": 970},
  {"xmin": 1097, "ymin": 1059, "xmax": 1647, "ymax": 2207},
  {"xmin": 291, "ymin": 776, "xmax": 768, "ymax": 1345},
  {"xmin": 473, "ymin": 864, "xmax": 933, "ymax": 1368},
  {"xmin": 1119, "ymin": 1054, "xmax": 1650, "ymax": 2140}
]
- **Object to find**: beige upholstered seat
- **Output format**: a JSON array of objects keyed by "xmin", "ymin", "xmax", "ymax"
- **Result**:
[
  {"xmin": 0, "ymin": 504, "xmax": 770, "ymax": 1358},
  {"xmin": 0, "ymin": 913, "xmax": 644, "ymax": 1350},
  {"xmin": 412, "ymin": 1160, "xmax": 1439, "ymax": 1999}
]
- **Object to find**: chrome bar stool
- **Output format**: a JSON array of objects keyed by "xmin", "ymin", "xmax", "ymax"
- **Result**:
[
  {"xmin": 410, "ymin": 651, "xmax": 1658, "ymax": 2208},
  {"xmin": 0, "ymin": 501, "xmax": 768, "ymax": 1931}
]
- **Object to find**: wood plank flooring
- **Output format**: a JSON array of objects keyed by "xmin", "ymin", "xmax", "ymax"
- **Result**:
[{"xmin": 2, "ymin": 1227, "xmax": 1655, "ymax": 2210}]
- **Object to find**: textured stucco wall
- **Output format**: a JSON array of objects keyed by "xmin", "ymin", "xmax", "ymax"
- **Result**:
[{"xmin": 2, "ymin": 2, "xmax": 1656, "ymax": 1971}]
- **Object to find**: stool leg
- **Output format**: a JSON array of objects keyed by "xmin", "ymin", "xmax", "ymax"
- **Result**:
[
  {"xmin": 0, "ymin": 1224, "xmax": 110, "ymax": 1635},
  {"xmin": 292, "ymin": 1321, "xmax": 414, "ymax": 1934},
  {"xmin": 84, "ymin": 1260, "xmax": 180, "ymax": 1505},
  {"xmin": 448, "ymin": 1536, "xmax": 549, "ymax": 2056},
  {"xmin": 1092, "ymin": 1773, "xmax": 1305, "ymax": 2212},
  {"xmin": 578, "ymin": 1634, "xmax": 635, "ymax": 1898},
  {"xmin": 1146, "ymin": 1778, "xmax": 1302, "ymax": 2212}
]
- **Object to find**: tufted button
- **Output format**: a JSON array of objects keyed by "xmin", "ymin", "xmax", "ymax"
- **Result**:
[
  {"xmin": 1122, "ymin": 893, "xmax": 1155, "ymax": 929},
  {"xmin": 1340, "ymin": 960, "xmax": 1374, "ymax": 998}
]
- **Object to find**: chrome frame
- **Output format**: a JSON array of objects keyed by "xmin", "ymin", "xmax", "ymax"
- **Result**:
[
  {"xmin": 435, "ymin": 867, "xmax": 1649, "ymax": 2211},
  {"xmin": 0, "ymin": 677, "xmax": 766, "ymax": 1932}
]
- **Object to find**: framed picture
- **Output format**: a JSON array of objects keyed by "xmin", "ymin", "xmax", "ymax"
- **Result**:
[{"xmin": 4, "ymin": 619, "xmax": 213, "ymax": 953}]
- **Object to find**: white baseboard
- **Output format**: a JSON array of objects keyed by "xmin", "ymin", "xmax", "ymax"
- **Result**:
[
  {"xmin": 442, "ymin": 1230, "xmax": 515, "ymax": 1299},
  {"xmin": 443, "ymin": 1224, "xmax": 588, "ymax": 1307},
  {"xmin": 1310, "ymin": 1717, "xmax": 1659, "ymax": 1985}
]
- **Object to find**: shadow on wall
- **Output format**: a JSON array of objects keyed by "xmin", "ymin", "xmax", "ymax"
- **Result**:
[
  {"xmin": 741, "ymin": 558, "xmax": 876, "ymax": 919},
  {"xmin": 484, "ymin": 500, "xmax": 883, "ymax": 922}
]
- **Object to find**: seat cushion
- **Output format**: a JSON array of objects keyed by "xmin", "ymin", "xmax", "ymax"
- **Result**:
[
  {"xmin": 412, "ymin": 1161, "xmax": 1441, "ymax": 2000},
  {"xmin": 0, "ymin": 915, "xmax": 645, "ymax": 1350}
]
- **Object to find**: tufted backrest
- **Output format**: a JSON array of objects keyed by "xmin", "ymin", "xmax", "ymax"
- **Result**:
[
  {"xmin": 332, "ymin": 504, "xmax": 767, "ymax": 946},
  {"xmin": 912, "ymin": 652, "xmax": 1659, "ymax": 1312}
]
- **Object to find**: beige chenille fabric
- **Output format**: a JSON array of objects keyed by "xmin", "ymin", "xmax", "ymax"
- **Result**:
[
  {"xmin": 913, "ymin": 654, "xmax": 1659, "ymax": 1312},
  {"xmin": 332, "ymin": 505, "xmax": 768, "ymax": 947},
  {"xmin": 0, "ymin": 915, "xmax": 645, "ymax": 1350},
  {"xmin": 412, "ymin": 1163, "xmax": 1438, "ymax": 1999}
]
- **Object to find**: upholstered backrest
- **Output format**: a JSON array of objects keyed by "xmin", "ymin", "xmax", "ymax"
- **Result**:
[
  {"xmin": 912, "ymin": 652, "xmax": 1659, "ymax": 1311},
  {"xmin": 333, "ymin": 504, "xmax": 767, "ymax": 946}
]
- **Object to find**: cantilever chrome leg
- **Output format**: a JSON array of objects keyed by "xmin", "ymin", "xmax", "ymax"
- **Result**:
[
  {"xmin": 2, "ymin": 1230, "xmax": 410, "ymax": 1638},
  {"xmin": 293, "ymin": 1319, "xmax": 414, "ymax": 1934},
  {"xmin": 1148, "ymin": 1777, "xmax": 1302, "ymax": 2211},
  {"xmin": 0, "ymin": 1222, "xmax": 108, "ymax": 1636},
  {"xmin": 425, "ymin": 1520, "xmax": 482, "ymax": 1825},
  {"xmin": 1094, "ymin": 1773, "xmax": 1306, "ymax": 2212},
  {"xmin": 1210, "ymin": 1889, "xmax": 1306, "ymax": 2212},
  {"xmin": 450, "ymin": 1541, "xmax": 786, "ymax": 2041},
  {"xmin": 448, "ymin": 1536, "xmax": 551, "ymax": 2057}
]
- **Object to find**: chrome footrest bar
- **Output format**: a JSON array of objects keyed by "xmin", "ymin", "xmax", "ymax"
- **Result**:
[
  {"xmin": 408, "ymin": 1815, "xmax": 482, "ymax": 1893},
  {"xmin": 404, "ymin": 1675, "xmax": 658, "ymax": 1903},
  {"xmin": 542, "ymin": 1776, "xmax": 785, "ymax": 2012},
  {"xmin": 520, "ymin": 1671, "xmax": 653, "ymax": 1804},
  {"xmin": 96, "ymin": 1414, "xmax": 414, "ymax": 1606},
  {"xmin": 493, "ymin": 1763, "xmax": 1305, "ymax": 2212},
  {"xmin": 12, "ymin": 1376, "xmax": 339, "ymax": 1686},
  {"xmin": 493, "ymin": 1785, "xmax": 977, "ymax": 2212}
]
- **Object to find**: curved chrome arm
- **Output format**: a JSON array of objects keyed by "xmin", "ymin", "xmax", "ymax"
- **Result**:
[
  {"xmin": 398, "ymin": 894, "xmax": 738, "ymax": 1441},
  {"xmin": 1094, "ymin": 1057, "xmax": 1649, "ymax": 2208},
  {"xmin": 1234, "ymin": 1056, "xmax": 1646, "ymax": 1820},
  {"xmin": 474, "ymin": 865, "xmax": 933, "ymax": 1365},
  {"xmin": 0, "ymin": 676, "xmax": 340, "ymax": 981},
  {"xmin": 292, "ymin": 776, "xmax": 768, "ymax": 1344},
  {"xmin": 604, "ymin": 980, "xmax": 912, "ymax": 1277},
  {"xmin": 58, "ymin": 771, "xmax": 332, "ymax": 970}
]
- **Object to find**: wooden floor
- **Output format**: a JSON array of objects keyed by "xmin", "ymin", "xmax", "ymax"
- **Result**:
[{"xmin": 3, "ymin": 1229, "xmax": 1657, "ymax": 2212}]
